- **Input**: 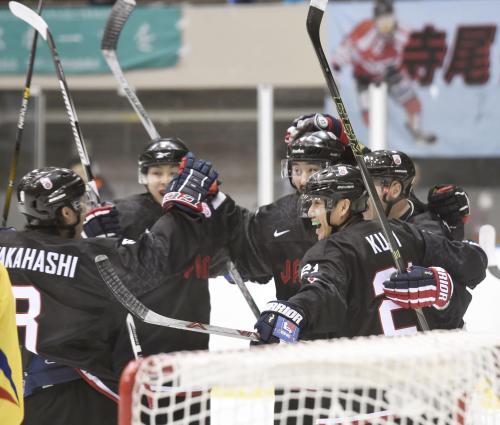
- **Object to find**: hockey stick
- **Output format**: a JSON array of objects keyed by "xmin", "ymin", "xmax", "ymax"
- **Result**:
[
  {"xmin": 479, "ymin": 224, "xmax": 500, "ymax": 279},
  {"xmin": 101, "ymin": 0, "xmax": 160, "ymax": 140},
  {"xmin": 9, "ymin": 1, "xmax": 100, "ymax": 206},
  {"xmin": 306, "ymin": 0, "xmax": 429, "ymax": 330},
  {"xmin": 102, "ymin": 1, "xmax": 261, "ymax": 320},
  {"xmin": 2, "ymin": 0, "xmax": 43, "ymax": 227},
  {"xmin": 226, "ymin": 261, "xmax": 261, "ymax": 319},
  {"xmin": 95, "ymin": 255, "xmax": 260, "ymax": 341},
  {"xmin": 126, "ymin": 313, "xmax": 143, "ymax": 359}
]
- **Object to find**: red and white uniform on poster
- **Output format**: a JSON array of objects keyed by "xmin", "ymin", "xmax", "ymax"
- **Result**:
[{"xmin": 333, "ymin": 19, "xmax": 410, "ymax": 83}]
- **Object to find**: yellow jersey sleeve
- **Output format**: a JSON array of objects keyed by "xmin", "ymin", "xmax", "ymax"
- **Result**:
[{"xmin": 0, "ymin": 262, "xmax": 23, "ymax": 425}]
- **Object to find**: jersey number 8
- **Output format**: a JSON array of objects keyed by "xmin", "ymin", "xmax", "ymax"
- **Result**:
[{"xmin": 13, "ymin": 285, "xmax": 41, "ymax": 354}]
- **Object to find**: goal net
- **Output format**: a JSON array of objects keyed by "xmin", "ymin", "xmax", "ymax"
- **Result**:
[{"xmin": 119, "ymin": 330, "xmax": 500, "ymax": 425}]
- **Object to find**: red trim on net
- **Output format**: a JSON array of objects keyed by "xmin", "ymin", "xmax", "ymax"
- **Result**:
[{"xmin": 118, "ymin": 359, "xmax": 143, "ymax": 425}]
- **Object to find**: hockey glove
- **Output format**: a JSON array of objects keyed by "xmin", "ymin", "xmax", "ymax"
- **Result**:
[
  {"xmin": 163, "ymin": 152, "xmax": 218, "ymax": 217},
  {"xmin": 82, "ymin": 204, "xmax": 121, "ymax": 238},
  {"xmin": 284, "ymin": 113, "xmax": 349, "ymax": 146},
  {"xmin": 428, "ymin": 185, "xmax": 470, "ymax": 227},
  {"xmin": 254, "ymin": 301, "xmax": 306, "ymax": 344},
  {"xmin": 383, "ymin": 266, "xmax": 453, "ymax": 310}
]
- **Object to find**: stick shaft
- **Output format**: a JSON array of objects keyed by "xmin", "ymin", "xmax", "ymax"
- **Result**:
[
  {"xmin": 9, "ymin": 1, "xmax": 100, "ymax": 204},
  {"xmin": 226, "ymin": 261, "xmax": 260, "ymax": 319},
  {"xmin": 126, "ymin": 313, "xmax": 143, "ymax": 359},
  {"xmin": 45, "ymin": 31, "xmax": 100, "ymax": 204},
  {"xmin": 2, "ymin": 0, "xmax": 43, "ymax": 227}
]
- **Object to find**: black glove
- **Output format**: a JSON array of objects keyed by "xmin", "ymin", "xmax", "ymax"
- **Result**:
[
  {"xmin": 383, "ymin": 266, "xmax": 453, "ymax": 310},
  {"xmin": 82, "ymin": 204, "xmax": 121, "ymax": 238},
  {"xmin": 254, "ymin": 301, "xmax": 306, "ymax": 344},
  {"xmin": 162, "ymin": 152, "xmax": 218, "ymax": 217},
  {"xmin": 284, "ymin": 113, "xmax": 349, "ymax": 146},
  {"xmin": 428, "ymin": 185, "xmax": 470, "ymax": 227}
]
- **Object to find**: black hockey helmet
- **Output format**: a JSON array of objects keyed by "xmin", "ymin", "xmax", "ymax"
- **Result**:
[
  {"xmin": 17, "ymin": 167, "xmax": 87, "ymax": 226},
  {"xmin": 374, "ymin": 0, "xmax": 394, "ymax": 17},
  {"xmin": 299, "ymin": 164, "xmax": 368, "ymax": 217},
  {"xmin": 282, "ymin": 131, "xmax": 345, "ymax": 185},
  {"xmin": 138, "ymin": 137, "xmax": 189, "ymax": 184},
  {"xmin": 363, "ymin": 150, "xmax": 415, "ymax": 197}
]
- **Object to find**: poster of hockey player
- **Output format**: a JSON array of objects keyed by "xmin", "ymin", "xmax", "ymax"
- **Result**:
[{"xmin": 326, "ymin": 0, "xmax": 500, "ymax": 158}]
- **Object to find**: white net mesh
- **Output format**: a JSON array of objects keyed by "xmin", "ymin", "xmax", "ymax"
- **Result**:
[{"xmin": 120, "ymin": 331, "xmax": 500, "ymax": 425}]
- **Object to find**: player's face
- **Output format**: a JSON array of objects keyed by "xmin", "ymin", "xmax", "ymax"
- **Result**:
[
  {"xmin": 375, "ymin": 14, "xmax": 396, "ymax": 35},
  {"xmin": 146, "ymin": 164, "xmax": 179, "ymax": 205},
  {"xmin": 291, "ymin": 162, "xmax": 323, "ymax": 193},
  {"xmin": 307, "ymin": 197, "xmax": 332, "ymax": 240},
  {"xmin": 364, "ymin": 179, "xmax": 400, "ymax": 219}
]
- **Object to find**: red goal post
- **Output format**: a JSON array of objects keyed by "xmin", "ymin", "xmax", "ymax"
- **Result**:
[{"xmin": 119, "ymin": 330, "xmax": 500, "ymax": 425}]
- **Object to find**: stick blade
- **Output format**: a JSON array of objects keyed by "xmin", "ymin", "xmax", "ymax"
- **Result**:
[
  {"xmin": 306, "ymin": 0, "xmax": 326, "ymax": 47},
  {"xmin": 310, "ymin": 0, "xmax": 328, "ymax": 12},
  {"xmin": 101, "ymin": 0, "xmax": 137, "ymax": 51},
  {"xmin": 9, "ymin": 1, "xmax": 47, "ymax": 40}
]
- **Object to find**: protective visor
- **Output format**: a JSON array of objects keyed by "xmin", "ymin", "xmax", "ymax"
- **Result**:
[{"xmin": 297, "ymin": 194, "xmax": 338, "ymax": 219}]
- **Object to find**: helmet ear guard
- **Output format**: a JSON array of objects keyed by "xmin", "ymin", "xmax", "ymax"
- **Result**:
[{"xmin": 349, "ymin": 191, "xmax": 369, "ymax": 214}]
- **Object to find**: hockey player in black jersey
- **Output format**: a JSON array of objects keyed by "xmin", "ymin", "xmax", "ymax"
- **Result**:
[
  {"xmin": 11, "ymin": 167, "xmax": 117, "ymax": 425},
  {"xmin": 229, "ymin": 128, "xmax": 358, "ymax": 305},
  {"xmin": 2, "ymin": 157, "xmax": 218, "ymax": 424},
  {"xmin": 254, "ymin": 164, "xmax": 486, "ymax": 343},
  {"xmin": 362, "ymin": 150, "xmax": 474, "ymax": 327},
  {"xmin": 112, "ymin": 138, "xmax": 231, "ymax": 361},
  {"xmin": 114, "ymin": 137, "xmax": 189, "ymax": 240},
  {"xmin": 363, "ymin": 149, "xmax": 470, "ymax": 241}
]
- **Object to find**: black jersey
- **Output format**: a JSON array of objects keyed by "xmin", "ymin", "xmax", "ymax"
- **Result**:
[
  {"xmin": 292, "ymin": 219, "xmax": 487, "ymax": 338},
  {"xmin": 113, "ymin": 191, "xmax": 234, "ymax": 361},
  {"xmin": 115, "ymin": 192, "xmax": 163, "ymax": 241},
  {"xmin": 2, "ymin": 211, "xmax": 207, "ymax": 382},
  {"xmin": 230, "ymin": 193, "xmax": 317, "ymax": 300}
]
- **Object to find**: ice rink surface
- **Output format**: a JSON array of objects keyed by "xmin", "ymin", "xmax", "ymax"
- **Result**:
[{"xmin": 208, "ymin": 256, "xmax": 500, "ymax": 351}]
